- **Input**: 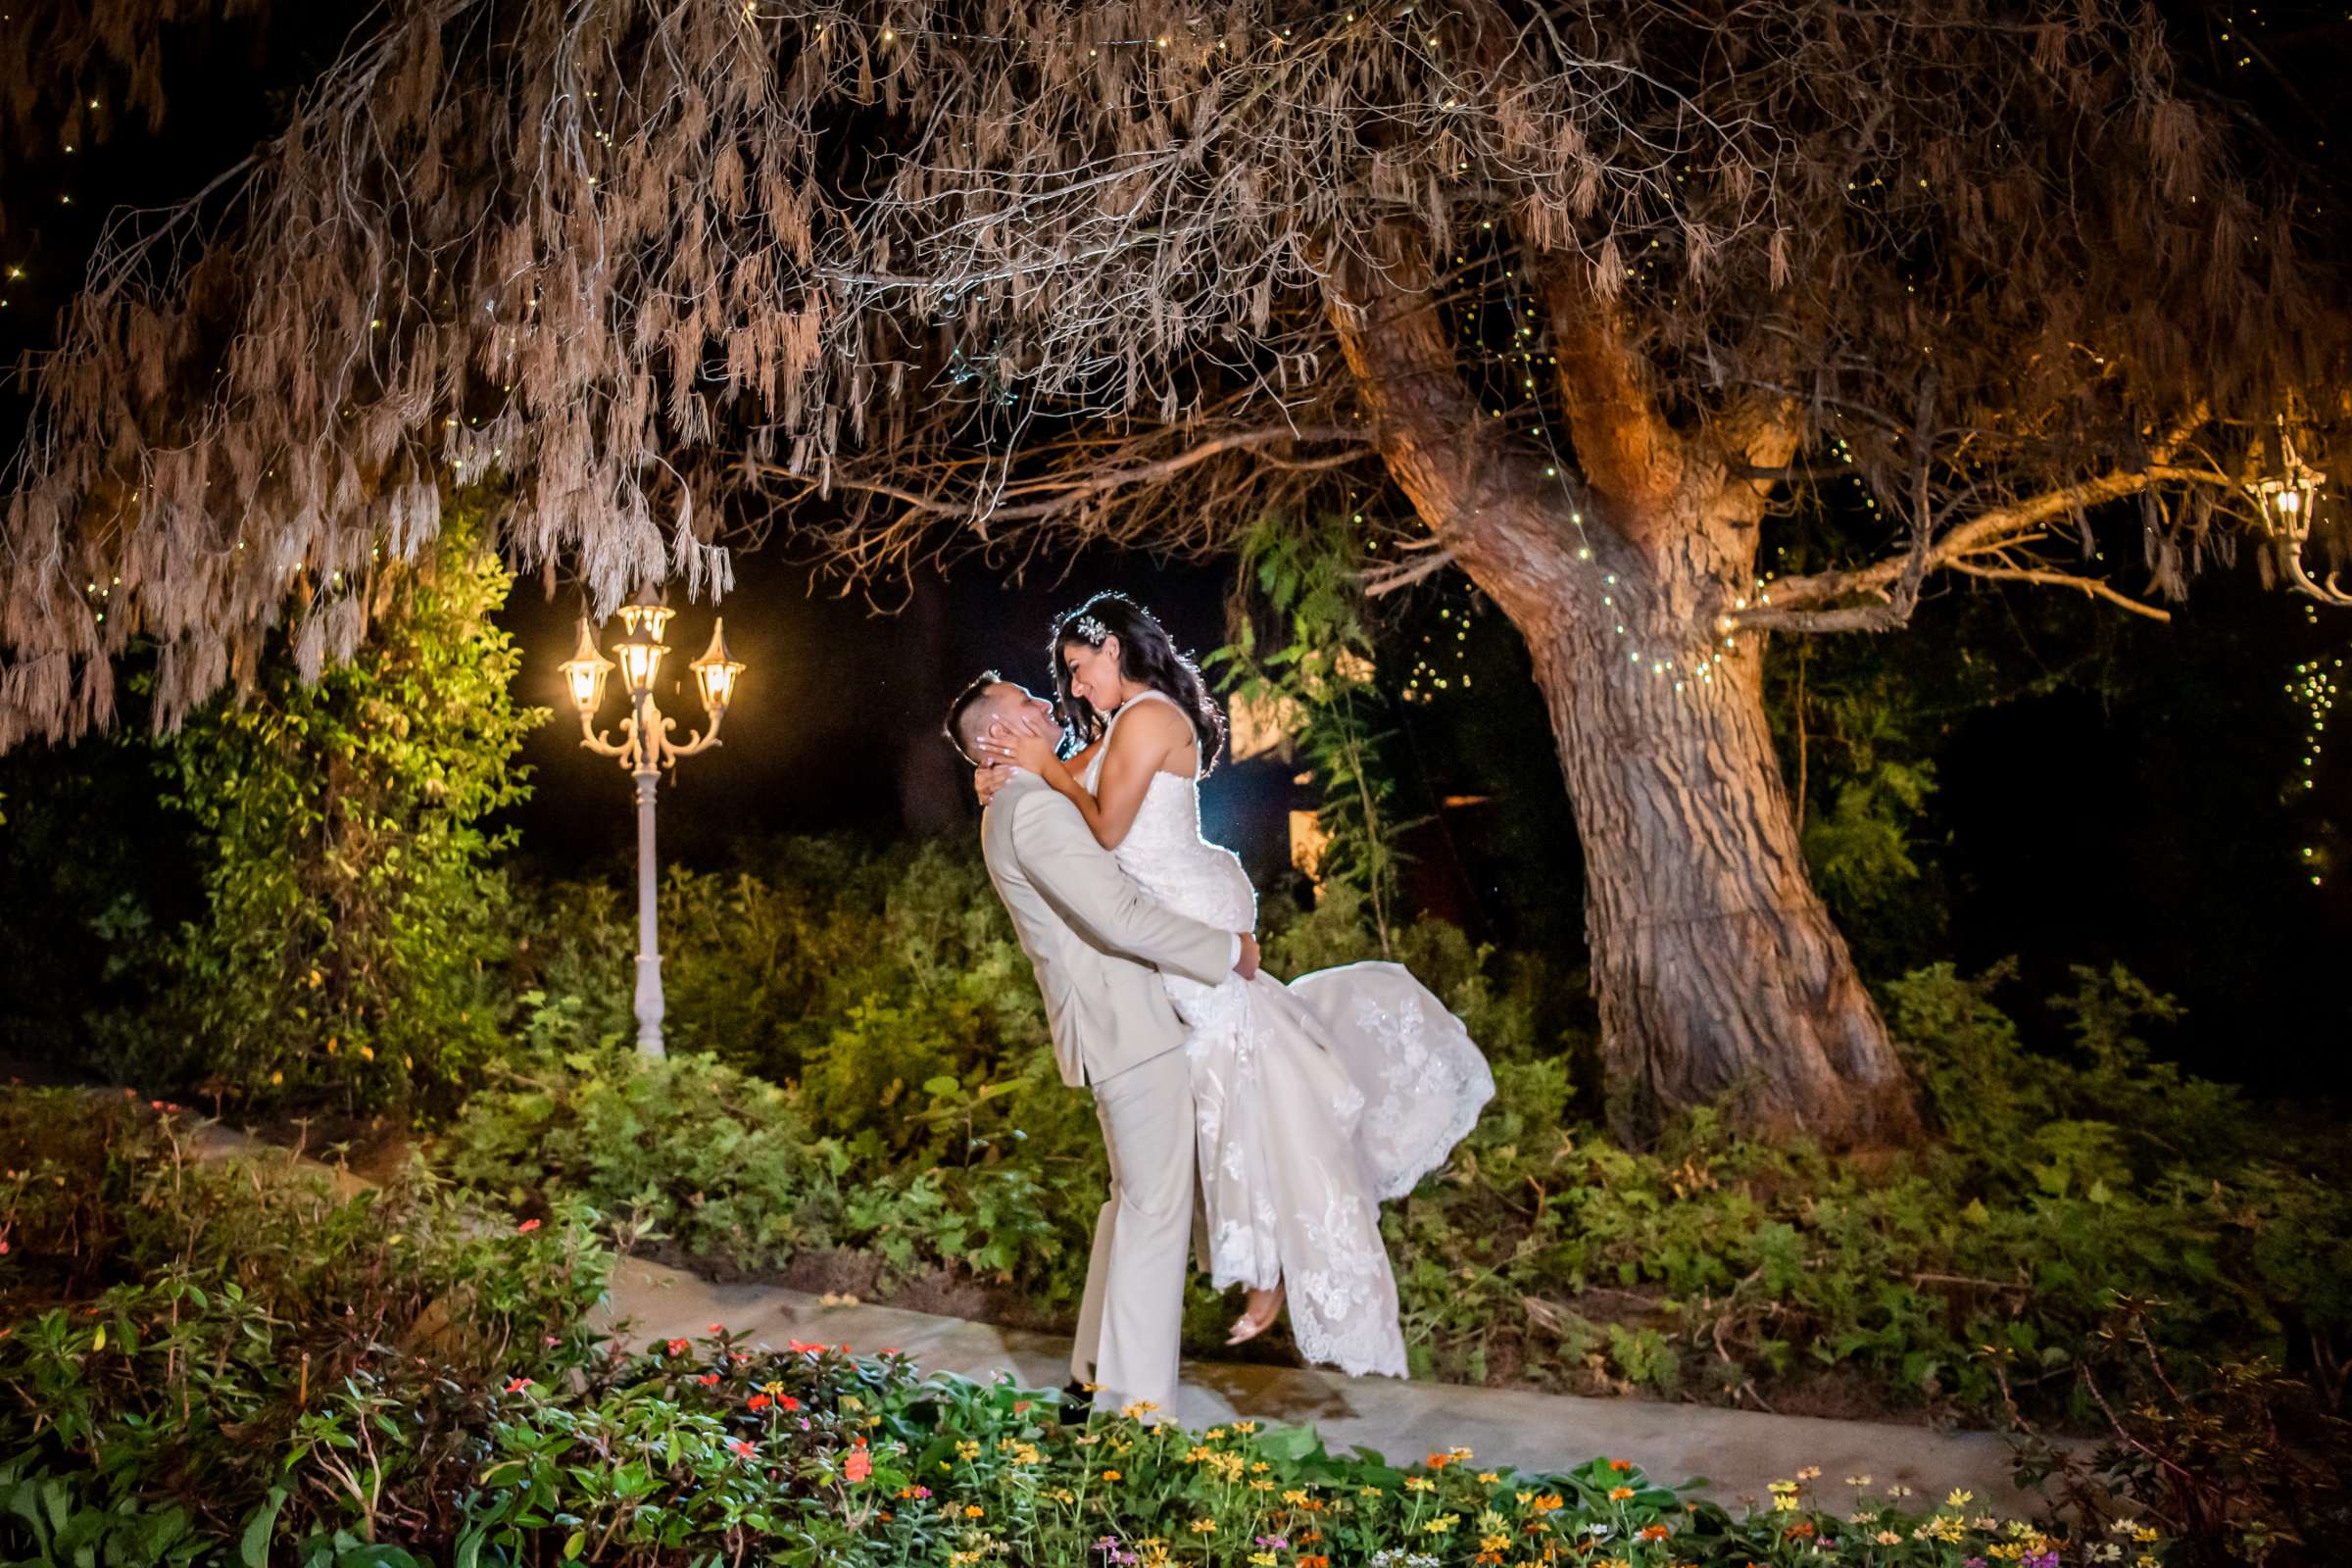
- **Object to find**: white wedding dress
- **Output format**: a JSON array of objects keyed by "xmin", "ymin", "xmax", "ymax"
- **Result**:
[{"xmin": 1083, "ymin": 691, "xmax": 1495, "ymax": 1377}]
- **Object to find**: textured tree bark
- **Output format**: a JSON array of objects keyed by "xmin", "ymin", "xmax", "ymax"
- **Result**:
[
  {"xmin": 1326, "ymin": 242, "xmax": 1919, "ymax": 1147},
  {"xmin": 1520, "ymin": 552, "xmax": 1917, "ymax": 1148}
]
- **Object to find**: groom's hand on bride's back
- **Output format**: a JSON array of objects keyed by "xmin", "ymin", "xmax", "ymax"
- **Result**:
[{"xmin": 1237, "ymin": 933, "xmax": 1260, "ymax": 980}]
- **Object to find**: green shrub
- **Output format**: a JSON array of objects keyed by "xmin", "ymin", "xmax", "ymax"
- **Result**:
[{"xmin": 93, "ymin": 507, "xmax": 542, "ymax": 1113}]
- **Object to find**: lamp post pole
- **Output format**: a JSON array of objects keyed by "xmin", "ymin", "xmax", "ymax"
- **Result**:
[
  {"xmin": 560, "ymin": 583, "xmax": 747, "ymax": 1058},
  {"xmin": 631, "ymin": 710, "xmax": 664, "ymax": 1054}
]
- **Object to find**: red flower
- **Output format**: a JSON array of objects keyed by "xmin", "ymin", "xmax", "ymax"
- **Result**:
[
  {"xmin": 697, "ymin": 1372, "xmax": 720, "ymax": 1386},
  {"xmin": 748, "ymin": 1395, "xmax": 772, "ymax": 1413},
  {"xmin": 788, "ymin": 1339, "xmax": 824, "ymax": 1354},
  {"xmin": 778, "ymin": 1396, "xmax": 802, "ymax": 1411},
  {"xmin": 708, "ymin": 1323, "xmax": 725, "ymax": 1334},
  {"xmin": 516, "ymin": 1219, "xmax": 542, "ymax": 1234},
  {"xmin": 729, "ymin": 1439, "xmax": 755, "ymax": 1457},
  {"xmin": 845, "ymin": 1448, "xmax": 872, "ymax": 1483},
  {"xmin": 665, "ymin": 1338, "xmax": 691, "ymax": 1355},
  {"xmin": 504, "ymin": 1377, "xmax": 531, "ymax": 1394}
]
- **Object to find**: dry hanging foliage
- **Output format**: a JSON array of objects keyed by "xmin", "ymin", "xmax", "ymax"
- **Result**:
[{"xmin": 2, "ymin": 0, "xmax": 2345, "ymax": 746}]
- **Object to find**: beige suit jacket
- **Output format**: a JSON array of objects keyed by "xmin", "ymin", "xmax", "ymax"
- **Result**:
[{"xmin": 980, "ymin": 773, "xmax": 1234, "ymax": 1088}]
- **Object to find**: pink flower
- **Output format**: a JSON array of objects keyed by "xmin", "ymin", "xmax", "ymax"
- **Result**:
[
  {"xmin": 729, "ymin": 1439, "xmax": 756, "ymax": 1457},
  {"xmin": 845, "ymin": 1448, "xmax": 872, "ymax": 1483},
  {"xmin": 708, "ymin": 1323, "xmax": 725, "ymax": 1333},
  {"xmin": 697, "ymin": 1373, "xmax": 720, "ymax": 1386},
  {"xmin": 516, "ymin": 1218, "xmax": 542, "ymax": 1234},
  {"xmin": 665, "ymin": 1338, "xmax": 690, "ymax": 1355}
]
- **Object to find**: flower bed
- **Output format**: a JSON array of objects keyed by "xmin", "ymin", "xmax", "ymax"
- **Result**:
[{"xmin": 0, "ymin": 1089, "xmax": 2170, "ymax": 1566}]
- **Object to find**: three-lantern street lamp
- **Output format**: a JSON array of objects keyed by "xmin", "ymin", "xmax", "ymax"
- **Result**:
[{"xmin": 559, "ymin": 583, "xmax": 746, "ymax": 1057}]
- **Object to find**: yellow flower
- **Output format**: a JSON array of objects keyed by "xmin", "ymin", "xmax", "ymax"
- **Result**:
[
  {"xmin": 1947, "ymin": 1489, "xmax": 1976, "ymax": 1508},
  {"xmin": 1282, "ymin": 1490, "xmax": 1311, "ymax": 1505},
  {"xmin": 1876, "ymin": 1531, "xmax": 1904, "ymax": 1546},
  {"xmin": 1477, "ymin": 1471, "xmax": 1499, "ymax": 1484},
  {"xmin": 963, "ymin": 1505, "xmax": 984, "ymax": 1519},
  {"xmin": 1424, "ymin": 1514, "xmax": 1460, "ymax": 1534},
  {"xmin": 2132, "ymin": 1527, "xmax": 2160, "ymax": 1544},
  {"xmin": 956, "ymin": 1441, "xmax": 981, "ymax": 1460},
  {"xmin": 1189, "ymin": 1518, "xmax": 1217, "ymax": 1535},
  {"xmin": 1406, "ymin": 1476, "xmax": 1437, "ymax": 1493},
  {"xmin": 1771, "ymin": 1494, "xmax": 1800, "ymax": 1512},
  {"xmin": 1250, "ymin": 1479, "xmax": 1274, "ymax": 1492},
  {"xmin": 1250, "ymin": 1460, "xmax": 1270, "ymax": 1473},
  {"xmin": 1482, "ymin": 1536, "xmax": 1512, "ymax": 1553},
  {"xmin": 1102, "ymin": 1470, "xmax": 1123, "ymax": 1482},
  {"xmin": 1796, "ymin": 1466, "xmax": 1821, "ymax": 1481},
  {"xmin": 1232, "ymin": 1420, "xmax": 1258, "ymax": 1434},
  {"xmin": 1119, "ymin": 1399, "xmax": 1160, "ymax": 1420},
  {"xmin": 1250, "ymin": 1556, "xmax": 1277, "ymax": 1567},
  {"xmin": 1205, "ymin": 1427, "xmax": 1227, "ymax": 1440}
]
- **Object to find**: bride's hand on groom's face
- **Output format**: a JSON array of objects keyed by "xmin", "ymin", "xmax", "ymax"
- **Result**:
[{"xmin": 980, "ymin": 716, "xmax": 1061, "ymax": 776}]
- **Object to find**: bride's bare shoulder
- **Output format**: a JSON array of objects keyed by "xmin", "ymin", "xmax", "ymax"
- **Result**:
[{"xmin": 1107, "ymin": 697, "xmax": 1192, "ymax": 757}]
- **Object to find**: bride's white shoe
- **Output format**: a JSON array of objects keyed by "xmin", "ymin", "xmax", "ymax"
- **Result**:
[{"xmin": 1226, "ymin": 1283, "xmax": 1285, "ymax": 1346}]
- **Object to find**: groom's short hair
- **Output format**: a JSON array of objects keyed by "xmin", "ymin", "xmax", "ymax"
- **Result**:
[{"xmin": 944, "ymin": 670, "xmax": 1005, "ymax": 765}]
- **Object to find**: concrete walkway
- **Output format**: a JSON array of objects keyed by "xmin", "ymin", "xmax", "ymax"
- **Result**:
[
  {"xmin": 176, "ymin": 1117, "xmax": 2054, "ymax": 1517},
  {"xmin": 595, "ymin": 1253, "xmax": 2056, "ymax": 1515}
]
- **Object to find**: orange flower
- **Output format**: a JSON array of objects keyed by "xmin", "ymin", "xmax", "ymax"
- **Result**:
[
  {"xmin": 516, "ymin": 1219, "xmax": 542, "ymax": 1234},
  {"xmin": 1639, "ymin": 1524, "xmax": 1672, "ymax": 1541},
  {"xmin": 1427, "ymin": 1452, "xmax": 1453, "ymax": 1469},
  {"xmin": 845, "ymin": 1448, "xmax": 872, "ymax": 1483},
  {"xmin": 1608, "ymin": 1458, "xmax": 1632, "ymax": 1473},
  {"xmin": 1608, "ymin": 1486, "xmax": 1636, "ymax": 1501}
]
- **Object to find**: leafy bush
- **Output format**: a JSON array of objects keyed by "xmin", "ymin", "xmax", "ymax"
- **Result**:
[
  {"xmin": 93, "ymin": 508, "xmax": 542, "ymax": 1113},
  {"xmin": 437, "ymin": 1045, "xmax": 1093, "ymax": 1304}
]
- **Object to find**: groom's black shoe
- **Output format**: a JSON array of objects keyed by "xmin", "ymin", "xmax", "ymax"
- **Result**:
[{"xmin": 1059, "ymin": 1380, "xmax": 1095, "ymax": 1419}]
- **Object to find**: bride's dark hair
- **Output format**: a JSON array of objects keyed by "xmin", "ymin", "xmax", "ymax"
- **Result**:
[{"xmin": 1050, "ymin": 591, "xmax": 1227, "ymax": 775}]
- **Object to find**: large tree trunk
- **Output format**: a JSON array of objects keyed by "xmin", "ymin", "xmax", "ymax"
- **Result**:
[
  {"xmin": 1517, "ymin": 525, "xmax": 1917, "ymax": 1147},
  {"xmin": 1327, "ymin": 243, "xmax": 1920, "ymax": 1148}
]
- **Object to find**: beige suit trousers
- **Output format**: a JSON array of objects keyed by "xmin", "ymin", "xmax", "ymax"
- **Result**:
[{"xmin": 1068, "ymin": 1044, "xmax": 1197, "ymax": 1412}]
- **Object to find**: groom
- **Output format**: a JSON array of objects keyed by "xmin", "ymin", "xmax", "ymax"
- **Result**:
[{"xmin": 946, "ymin": 672, "xmax": 1258, "ymax": 1415}]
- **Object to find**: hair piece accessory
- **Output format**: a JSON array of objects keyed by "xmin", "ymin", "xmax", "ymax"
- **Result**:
[{"xmin": 1071, "ymin": 613, "xmax": 1109, "ymax": 644}]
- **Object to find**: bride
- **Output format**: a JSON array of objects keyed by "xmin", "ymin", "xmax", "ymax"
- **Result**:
[{"xmin": 975, "ymin": 591, "xmax": 1493, "ymax": 1377}]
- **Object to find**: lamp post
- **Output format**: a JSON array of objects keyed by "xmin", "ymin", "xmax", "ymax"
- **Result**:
[{"xmin": 559, "ymin": 583, "xmax": 747, "ymax": 1057}]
